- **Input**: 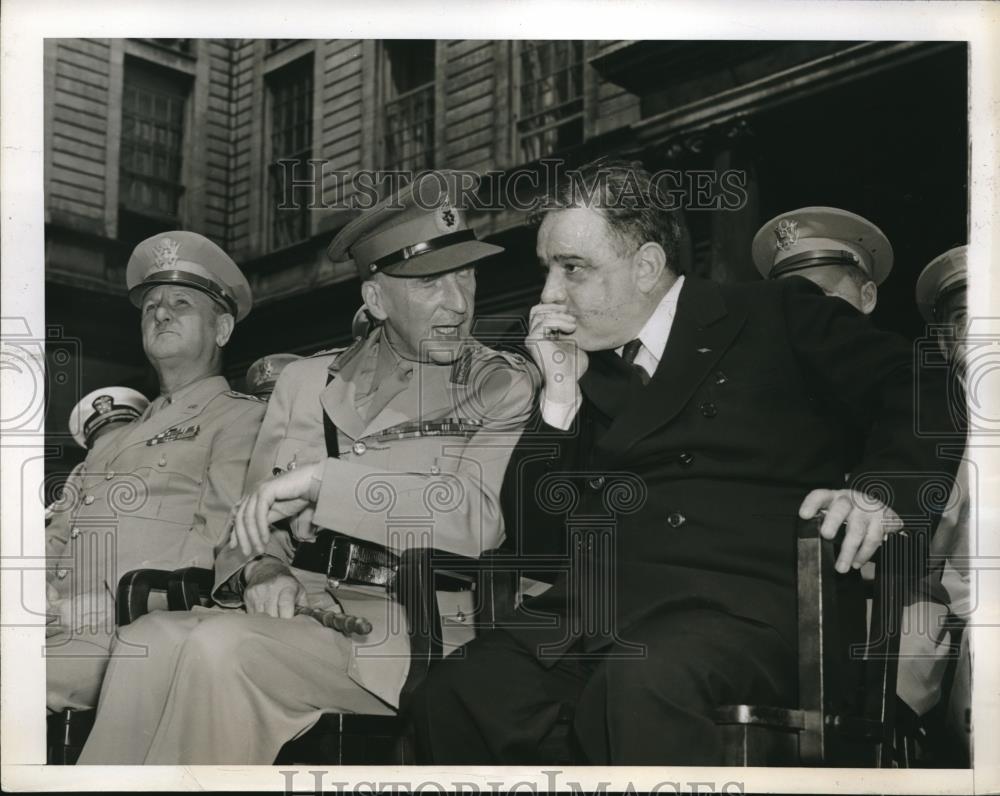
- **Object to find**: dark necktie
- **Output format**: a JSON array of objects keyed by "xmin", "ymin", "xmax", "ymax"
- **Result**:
[{"xmin": 620, "ymin": 339, "xmax": 651, "ymax": 386}]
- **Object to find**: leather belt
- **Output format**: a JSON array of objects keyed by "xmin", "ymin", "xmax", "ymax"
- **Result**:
[{"xmin": 292, "ymin": 529, "xmax": 399, "ymax": 589}]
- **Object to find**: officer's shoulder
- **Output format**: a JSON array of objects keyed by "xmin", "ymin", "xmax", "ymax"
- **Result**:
[
  {"xmin": 467, "ymin": 342, "xmax": 535, "ymax": 373},
  {"xmin": 224, "ymin": 389, "xmax": 265, "ymax": 403}
]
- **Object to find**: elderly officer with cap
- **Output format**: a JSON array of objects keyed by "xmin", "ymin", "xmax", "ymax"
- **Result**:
[
  {"xmin": 753, "ymin": 206, "xmax": 892, "ymax": 315},
  {"xmin": 46, "ymin": 231, "xmax": 265, "ymax": 719},
  {"xmin": 245, "ymin": 353, "xmax": 302, "ymax": 400},
  {"xmin": 78, "ymin": 171, "xmax": 538, "ymax": 765},
  {"xmin": 897, "ymin": 245, "xmax": 972, "ymax": 763}
]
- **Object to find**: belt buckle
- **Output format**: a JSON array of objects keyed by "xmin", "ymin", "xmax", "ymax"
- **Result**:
[{"xmin": 326, "ymin": 536, "xmax": 353, "ymax": 590}]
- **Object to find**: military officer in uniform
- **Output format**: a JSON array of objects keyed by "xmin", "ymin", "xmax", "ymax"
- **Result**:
[
  {"xmin": 898, "ymin": 245, "xmax": 972, "ymax": 763},
  {"xmin": 46, "ymin": 231, "xmax": 265, "ymax": 716},
  {"xmin": 45, "ymin": 387, "xmax": 149, "ymax": 529},
  {"xmin": 753, "ymin": 206, "xmax": 893, "ymax": 315},
  {"xmin": 244, "ymin": 353, "xmax": 302, "ymax": 400},
  {"xmin": 78, "ymin": 172, "xmax": 538, "ymax": 765}
]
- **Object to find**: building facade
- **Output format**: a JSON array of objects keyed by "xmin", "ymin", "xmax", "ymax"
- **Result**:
[{"xmin": 44, "ymin": 38, "xmax": 967, "ymax": 479}]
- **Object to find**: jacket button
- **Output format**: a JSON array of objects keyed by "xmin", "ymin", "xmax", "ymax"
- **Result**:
[
  {"xmin": 56, "ymin": 569, "xmax": 69, "ymax": 580},
  {"xmin": 70, "ymin": 527, "xmax": 81, "ymax": 539},
  {"xmin": 714, "ymin": 371, "xmax": 727, "ymax": 385},
  {"xmin": 105, "ymin": 471, "xmax": 115, "ymax": 480},
  {"xmin": 677, "ymin": 452, "xmax": 694, "ymax": 466},
  {"xmin": 429, "ymin": 465, "xmax": 441, "ymax": 475},
  {"xmin": 667, "ymin": 512, "xmax": 686, "ymax": 528},
  {"xmin": 587, "ymin": 475, "xmax": 606, "ymax": 491},
  {"xmin": 352, "ymin": 441, "xmax": 367, "ymax": 456},
  {"xmin": 158, "ymin": 456, "xmax": 167, "ymax": 467},
  {"xmin": 700, "ymin": 402, "xmax": 717, "ymax": 418},
  {"xmin": 83, "ymin": 495, "xmax": 95, "ymax": 505}
]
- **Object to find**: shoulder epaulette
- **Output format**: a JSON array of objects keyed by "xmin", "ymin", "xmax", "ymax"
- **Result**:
[{"xmin": 226, "ymin": 390, "xmax": 265, "ymax": 403}]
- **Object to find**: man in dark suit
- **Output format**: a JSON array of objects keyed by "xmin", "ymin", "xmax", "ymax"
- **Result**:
[{"xmin": 410, "ymin": 159, "xmax": 955, "ymax": 765}]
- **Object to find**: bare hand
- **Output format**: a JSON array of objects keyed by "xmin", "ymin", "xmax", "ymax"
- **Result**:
[
  {"xmin": 243, "ymin": 557, "xmax": 308, "ymax": 618},
  {"xmin": 230, "ymin": 462, "xmax": 323, "ymax": 556},
  {"xmin": 799, "ymin": 488, "xmax": 904, "ymax": 574},
  {"xmin": 526, "ymin": 303, "xmax": 589, "ymax": 402}
]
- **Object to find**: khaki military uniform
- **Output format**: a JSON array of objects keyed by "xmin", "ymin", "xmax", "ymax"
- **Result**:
[
  {"xmin": 79, "ymin": 328, "xmax": 537, "ymax": 764},
  {"xmin": 46, "ymin": 375, "xmax": 265, "ymax": 711}
]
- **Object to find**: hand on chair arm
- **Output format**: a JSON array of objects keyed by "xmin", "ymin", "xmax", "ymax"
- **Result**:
[{"xmin": 242, "ymin": 556, "xmax": 307, "ymax": 618}]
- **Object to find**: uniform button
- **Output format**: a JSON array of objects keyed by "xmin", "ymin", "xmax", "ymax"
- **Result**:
[
  {"xmin": 105, "ymin": 471, "xmax": 115, "ymax": 480},
  {"xmin": 667, "ymin": 512, "xmax": 687, "ymax": 528},
  {"xmin": 677, "ymin": 452, "xmax": 694, "ymax": 466},
  {"xmin": 700, "ymin": 402, "xmax": 717, "ymax": 418},
  {"xmin": 714, "ymin": 371, "xmax": 727, "ymax": 385},
  {"xmin": 57, "ymin": 569, "xmax": 69, "ymax": 580},
  {"xmin": 587, "ymin": 475, "xmax": 606, "ymax": 491},
  {"xmin": 158, "ymin": 456, "xmax": 167, "ymax": 467},
  {"xmin": 70, "ymin": 527, "xmax": 81, "ymax": 539},
  {"xmin": 429, "ymin": 465, "xmax": 441, "ymax": 475},
  {"xmin": 352, "ymin": 441, "xmax": 367, "ymax": 456},
  {"xmin": 83, "ymin": 495, "xmax": 95, "ymax": 505}
]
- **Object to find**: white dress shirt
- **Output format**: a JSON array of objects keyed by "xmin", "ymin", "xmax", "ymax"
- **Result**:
[{"xmin": 542, "ymin": 275, "xmax": 685, "ymax": 430}]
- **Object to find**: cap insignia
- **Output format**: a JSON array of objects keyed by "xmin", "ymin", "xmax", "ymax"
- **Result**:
[
  {"xmin": 436, "ymin": 203, "xmax": 459, "ymax": 232},
  {"xmin": 152, "ymin": 238, "xmax": 180, "ymax": 270},
  {"xmin": 774, "ymin": 219, "xmax": 799, "ymax": 251},
  {"xmin": 92, "ymin": 395, "xmax": 114, "ymax": 415}
]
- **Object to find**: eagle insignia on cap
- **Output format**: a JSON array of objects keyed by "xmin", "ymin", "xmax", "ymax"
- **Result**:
[
  {"xmin": 151, "ymin": 238, "xmax": 180, "ymax": 270},
  {"xmin": 774, "ymin": 219, "xmax": 799, "ymax": 251},
  {"xmin": 92, "ymin": 394, "xmax": 114, "ymax": 415}
]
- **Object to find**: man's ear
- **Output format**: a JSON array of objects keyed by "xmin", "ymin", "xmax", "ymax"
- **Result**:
[
  {"xmin": 361, "ymin": 279, "xmax": 388, "ymax": 322},
  {"xmin": 215, "ymin": 312, "xmax": 235, "ymax": 347},
  {"xmin": 860, "ymin": 281, "xmax": 878, "ymax": 315},
  {"xmin": 633, "ymin": 242, "xmax": 667, "ymax": 293}
]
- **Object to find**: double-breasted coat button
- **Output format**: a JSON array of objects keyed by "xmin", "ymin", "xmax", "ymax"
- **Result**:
[
  {"xmin": 352, "ymin": 441, "xmax": 367, "ymax": 456},
  {"xmin": 587, "ymin": 475, "xmax": 606, "ymax": 491},
  {"xmin": 700, "ymin": 402, "xmax": 718, "ymax": 418},
  {"xmin": 677, "ymin": 452, "xmax": 694, "ymax": 466},
  {"xmin": 83, "ymin": 495, "xmax": 95, "ymax": 505},
  {"xmin": 667, "ymin": 512, "xmax": 686, "ymax": 528},
  {"xmin": 70, "ymin": 527, "xmax": 81, "ymax": 539}
]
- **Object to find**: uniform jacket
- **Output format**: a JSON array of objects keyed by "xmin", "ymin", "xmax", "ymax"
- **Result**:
[
  {"xmin": 501, "ymin": 275, "xmax": 958, "ymax": 659},
  {"xmin": 212, "ymin": 327, "xmax": 538, "ymax": 705},
  {"xmin": 46, "ymin": 376, "xmax": 266, "ymax": 605}
]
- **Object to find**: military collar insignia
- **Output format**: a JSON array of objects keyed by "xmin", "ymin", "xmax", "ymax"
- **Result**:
[
  {"xmin": 146, "ymin": 424, "xmax": 200, "ymax": 446},
  {"xmin": 774, "ymin": 219, "xmax": 799, "ymax": 251}
]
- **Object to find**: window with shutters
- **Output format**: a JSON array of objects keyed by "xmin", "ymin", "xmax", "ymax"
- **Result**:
[
  {"xmin": 266, "ymin": 55, "xmax": 314, "ymax": 249},
  {"xmin": 381, "ymin": 40, "xmax": 436, "ymax": 173},
  {"xmin": 515, "ymin": 41, "xmax": 585, "ymax": 162}
]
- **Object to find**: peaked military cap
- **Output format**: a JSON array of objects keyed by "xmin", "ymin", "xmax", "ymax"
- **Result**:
[
  {"xmin": 916, "ymin": 245, "xmax": 967, "ymax": 322},
  {"xmin": 69, "ymin": 386, "xmax": 149, "ymax": 449},
  {"xmin": 752, "ymin": 207, "xmax": 893, "ymax": 285},
  {"xmin": 245, "ymin": 353, "xmax": 302, "ymax": 399},
  {"xmin": 126, "ymin": 231, "xmax": 253, "ymax": 321},
  {"xmin": 328, "ymin": 171, "xmax": 503, "ymax": 280}
]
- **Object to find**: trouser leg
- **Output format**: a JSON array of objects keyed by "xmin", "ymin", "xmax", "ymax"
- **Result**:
[
  {"xmin": 46, "ymin": 591, "xmax": 116, "ymax": 712},
  {"xmin": 143, "ymin": 610, "xmax": 392, "ymax": 764},
  {"xmin": 573, "ymin": 608, "xmax": 796, "ymax": 765},
  {"xmin": 78, "ymin": 609, "xmax": 208, "ymax": 763},
  {"xmin": 411, "ymin": 628, "xmax": 593, "ymax": 764}
]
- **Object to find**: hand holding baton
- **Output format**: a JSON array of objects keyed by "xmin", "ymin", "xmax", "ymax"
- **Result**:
[{"xmin": 295, "ymin": 604, "xmax": 373, "ymax": 636}]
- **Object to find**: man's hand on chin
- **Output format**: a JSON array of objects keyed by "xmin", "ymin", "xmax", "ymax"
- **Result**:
[{"xmin": 799, "ymin": 488, "xmax": 904, "ymax": 574}]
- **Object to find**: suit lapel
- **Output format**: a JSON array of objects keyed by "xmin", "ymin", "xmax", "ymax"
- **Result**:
[{"xmin": 603, "ymin": 277, "xmax": 747, "ymax": 457}]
